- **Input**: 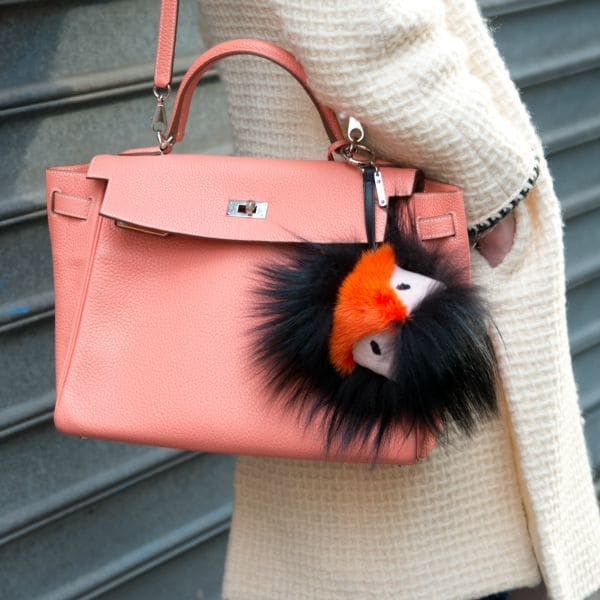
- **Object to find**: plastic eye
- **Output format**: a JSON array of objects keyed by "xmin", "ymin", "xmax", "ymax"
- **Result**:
[
  {"xmin": 370, "ymin": 340, "xmax": 382, "ymax": 355},
  {"xmin": 396, "ymin": 283, "xmax": 411, "ymax": 290}
]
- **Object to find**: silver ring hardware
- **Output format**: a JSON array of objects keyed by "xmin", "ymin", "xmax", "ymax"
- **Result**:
[
  {"xmin": 156, "ymin": 131, "xmax": 174, "ymax": 154},
  {"xmin": 340, "ymin": 142, "xmax": 376, "ymax": 168},
  {"xmin": 152, "ymin": 84, "xmax": 172, "ymax": 101}
]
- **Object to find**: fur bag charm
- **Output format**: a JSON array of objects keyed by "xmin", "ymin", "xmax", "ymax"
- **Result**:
[{"xmin": 251, "ymin": 189, "xmax": 500, "ymax": 461}]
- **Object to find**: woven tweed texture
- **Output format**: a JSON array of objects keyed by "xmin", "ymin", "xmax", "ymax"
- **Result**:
[{"xmin": 196, "ymin": 1, "xmax": 600, "ymax": 598}]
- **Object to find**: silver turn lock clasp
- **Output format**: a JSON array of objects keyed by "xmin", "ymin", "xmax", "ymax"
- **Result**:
[{"xmin": 227, "ymin": 200, "xmax": 269, "ymax": 219}]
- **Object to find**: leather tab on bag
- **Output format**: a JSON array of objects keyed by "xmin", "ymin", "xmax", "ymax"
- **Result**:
[
  {"xmin": 51, "ymin": 191, "xmax": 92, "ymax": 221},
  {"xmin": 416, "ymin": 214, "xmax": 456, "ymax": 240}
]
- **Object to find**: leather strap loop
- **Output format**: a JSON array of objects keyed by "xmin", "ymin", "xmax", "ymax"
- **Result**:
[
  {"xmin": 166, "ymin": 38, "xmax": 345, "ymax": 146},
  {"xmin": 327, "ymin": 139, "xmax": 349, "ymax": 161},
  {"xmin": 154, "ymin": 0, "xmax": 179, "ymax": 89}
]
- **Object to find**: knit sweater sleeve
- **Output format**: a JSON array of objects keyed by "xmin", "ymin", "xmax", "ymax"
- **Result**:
[{"xmin": 269, "ymin": 0, "xmax": 539, "ymax": 229}]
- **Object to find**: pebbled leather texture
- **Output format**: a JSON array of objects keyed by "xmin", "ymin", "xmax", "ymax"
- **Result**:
[
  {"xmin": 46, "ymin": 165, "xmax": 106, "ymax": 397},
  {"xmin": 167, "ymin": 39, "xmax": 345, "ymax": 145},
  {"xmin": 46, "ymin": 153, "xmax": 468, "ymax": 464},
  {"xmin": 88, "ymin": 154, "xmax": 418, "ymax": 245},
  {"xmin": 51, "ymin": 191, "xmax": 93, "ymax": 220},
  {"xmin": 154, "ymin": 0, "xmax": 179, "ymax": 89},
  {"xmin": 414, "ymin": 178, "xmax": 471, "ymax": 283}
]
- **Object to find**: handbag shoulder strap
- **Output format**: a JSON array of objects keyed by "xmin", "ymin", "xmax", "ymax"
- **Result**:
[{"xmin": 154, "ymin": 0, "xmax": 179, "ymax": 90}]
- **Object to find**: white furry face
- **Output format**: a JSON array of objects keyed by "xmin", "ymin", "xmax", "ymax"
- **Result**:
[
  {"xmin": 352, "ymin": 331, "xmax": 396, "ymax": 379},
  {"xmin": 352, "ymin": 266, "xmax": 444, "ymax": 379},
  {"xmin": 388, "ymin": 265, "xmax": 443, "ymax": 313}
]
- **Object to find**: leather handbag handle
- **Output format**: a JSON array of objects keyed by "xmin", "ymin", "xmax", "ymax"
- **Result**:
[
  {"xmin": 164, "ymin": 38, "xmax": 345, "ymax": 148},
  {"xmin": 152, "ymin": 2, "xmax": 344, "ymax": 148}
]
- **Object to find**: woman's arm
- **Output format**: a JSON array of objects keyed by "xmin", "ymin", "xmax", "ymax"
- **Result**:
[{"xmin": 269, "ymin": 0, "xmax": 538, "ymax": 262}]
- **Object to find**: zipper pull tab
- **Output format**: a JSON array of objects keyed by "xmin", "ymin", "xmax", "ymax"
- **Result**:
[
  {"xmin": 347, "ymin": 116, "xmax": 365, "ymax": 143},
  {"xmin": 374, "ymin": 167, "xmax": 387, "ymax": 207}
]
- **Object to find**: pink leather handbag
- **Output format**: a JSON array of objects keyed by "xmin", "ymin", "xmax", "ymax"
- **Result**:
[{"xmin": 45, "ymin": 1, "xmax": 496, "ymax": 465}]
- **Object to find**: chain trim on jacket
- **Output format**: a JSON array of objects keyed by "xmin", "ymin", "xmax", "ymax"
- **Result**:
[{"xmin": 468, "ymin": 155, "xmax": 541, "ymax": 246}]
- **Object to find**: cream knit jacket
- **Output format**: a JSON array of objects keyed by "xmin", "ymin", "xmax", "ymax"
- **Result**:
[{"xmin": 196, "ymin": 1, "xmax": 600, "ymax": 598}]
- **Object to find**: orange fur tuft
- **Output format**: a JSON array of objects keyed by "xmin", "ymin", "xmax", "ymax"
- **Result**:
[{"xmin": 329, "ymin": 244, "xmax": 408, "ymax": 375}]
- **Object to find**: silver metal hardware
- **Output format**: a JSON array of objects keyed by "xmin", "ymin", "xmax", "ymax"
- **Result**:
[
  {"xmin": 156, "ymin": 131, "xmax": 174, "ymax": 154},
  {"xmin": 347, "ymin": 116, "xmax": 365, "ymax": 143},
  {"xmin": 151, "ymin": 85, "xmax": 173, "ymax": 153},
  {"xmin": 227, "ymin": 200, "xmax": 268, "ymax": 219},
  {"xmin": 151, "ymin": 85, "xmax": 171, "ymax": 133},
  {"xmin": 152, "ymin": 85, "xmax": 172, "ymax": 101},
  {"xmin": 152, "ymin": 101, "xmax": 168, "ymax": 134},
  {"xmin": 340, "ymin": 142, "xmax": 376, "ymax": 167},
  {"xmin": 339, "ymin": 116, "xmax": 378, "ymax": 167},
  {"xmin": 374, "ymin": 167, "xmax": 387, "ymax": 207},
  {"xmin": 341, "ymin": 116, "xmax": 388, "ymax": 212},
  {"xmin": 115, "ymin": 220, "xmax": 169, "ymax": 237}
]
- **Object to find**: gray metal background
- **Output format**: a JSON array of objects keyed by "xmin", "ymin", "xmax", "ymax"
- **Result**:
[{"xmin": 0, "ymin": 0, "xmax": 598, "ymax": 598}]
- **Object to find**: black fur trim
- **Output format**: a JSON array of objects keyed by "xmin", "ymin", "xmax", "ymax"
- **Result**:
[{"xmin": 250, "ymin": 197, "xmax": 499, "ymax": 460}]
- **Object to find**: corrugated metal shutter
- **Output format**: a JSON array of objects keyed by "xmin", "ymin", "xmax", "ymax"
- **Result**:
[
  {"xmin": 0, "ymin": 2, "xmax": 235, "ymax": 598},
  {"xmin": 0, "ymin": 0, "xmax": 597, "ymax": 598}
]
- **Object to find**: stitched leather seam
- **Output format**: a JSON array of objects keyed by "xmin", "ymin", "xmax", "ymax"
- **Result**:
[
  {"xmin": 52, "ymin": 193, "xmax": 92, "ymax": 220},
  {"xmin": 420, "ymin": 227, "xmax": 455, "ymax": 240},
  {"xmin": 54, "ymin": 208, "xmax": 89, "ymax": 220},
  {"xmin": 418, "ymin": 214, "xmax": 450, "ymax": 223},
  {"xmin": 166, "ymin": 1, "xmax": 178, "ymax": 78},
  {"xmin": 155, "ymin": 1, "xmax": 178, "ymax": 86},
  {"xmin": 46, "ymin": 168, "xmax": 89, "ymax": 175},
  {"xmin": 56, "ymin": 209, "xmax": 104, "ymax": 398},
  {"xmin": 416, "ymin": 213, "xmax": 456, "ymax": 240}
]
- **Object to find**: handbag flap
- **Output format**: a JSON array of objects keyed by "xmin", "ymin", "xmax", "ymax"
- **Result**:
[{"xmin": 88, "ymin": 154, "xmax": 420, "ymax": 244}]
